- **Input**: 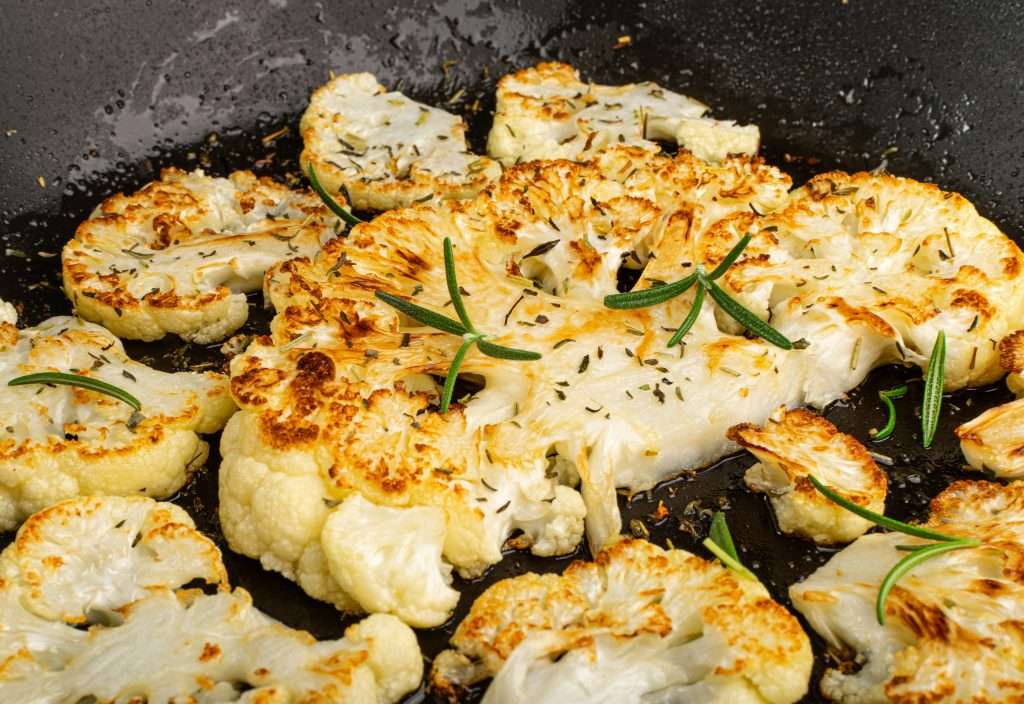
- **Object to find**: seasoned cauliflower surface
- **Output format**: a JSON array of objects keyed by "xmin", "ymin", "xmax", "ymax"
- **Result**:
[
  {"xmin": 0, "ymin": 315, "xmax": 235, "ymax": 531},
  {"xmin": 791, "ymin": 480, "xmax": 1024, "ymax": 704},
  {"xmin": 62, "ymin": 168, "xmax": 338, "ymax": 343},
  {"xmin": 957, "ymin": 330, "xmax": 1024, "ymax": 478},
  {"xmin": 488, "ymin": 62, "xmax": 759, "ymax": 165},
  {"xmin": 430, "ymin": 538, "xmax": 812, "ymax": 704},
  {"xmin": 223, "ymin": 147, "xmax": 1024, "ymax": 628},
  {"xmin": 0, "ymin": 495, "xmax": 423, "ymax": 703},
  {"xmin": 730, "ymin": 407, "xmax": 886, "ymax": 544},
  {"xmin": 300, "ymin": 72, "xmax": 501, "ymax": 211}
]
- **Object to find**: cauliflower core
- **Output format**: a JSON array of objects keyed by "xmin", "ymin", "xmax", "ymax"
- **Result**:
[
  {"xmin": 0, "ymin": 315, "xmax": 235, "ymax": 531},
  {"xmin": 0, "ymin": 495, "xmax": 423, "ymax": 704},
  {"xmin": 730, "ymin": 407, "xmax": 887, "ymax": 544},
  {"xmin": 957, "ymin": 330, "xmax": 1024, "ymax": 478},
  {"xmin": 62, "ymin": 168, "xmax": 338, "ymax": 343},
  {"xmin": 222, "ymin": 146, "xmax": 1024, "ymax": 629},
  {"xmin": 430, "ymin": 538, "xmax": 812, "ymax": 703},
  {"xmin": 487, "ymin": 62, "xmax": 760, "ymax": 165},
  {"xmin": 791, "ymin": 480, "xmax": 1024, "ymax": 704},
  {"xmin": 300, "ymin": 72, "xmax": 501, "ymax": 211}
]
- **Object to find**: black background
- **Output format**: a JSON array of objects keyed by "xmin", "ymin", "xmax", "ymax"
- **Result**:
[{"xmin": 1, "ymin": 1, "xmax": 1022, "ymax": 701}]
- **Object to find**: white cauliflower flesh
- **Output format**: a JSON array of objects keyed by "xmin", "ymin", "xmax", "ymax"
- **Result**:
[
  {"xmin": 62, "ymin": 168, "xmax": 338, "ymax": 343},
  {"xmin": 0, "ymin": 315, "xmax": 235, "ymax": 531},
  {"xmin": 791, "ymin": 480, "xmax": 1024, "ymax": 704},
  {"xmin": 430, "ymin": 538, "xmax": 812, "ymax": 704},
  {"xmin": 300, "ymin": 72, "xmax": 501, "ymax": 211},
  {"xmin": 0, "ymin": 299, "xmax": 17, "ymax": 327},
  {"xmin": 729, "ymin": 407, "xmax": 887, "ymax": 544},
  {"xmin": 956, "ymin": 330, "xmax": 1024, "ymax": 478},
  {"xmin": 487, "ymin": 62, "xmax": 759, "ymax": 165},
  {"xmin": 0, "ymin": 495, "xmax": 423, "ymax": 704}
]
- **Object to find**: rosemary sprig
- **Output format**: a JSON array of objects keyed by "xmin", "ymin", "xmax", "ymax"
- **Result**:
[
  {"xmin": 306, "ymin": 164, "xmax": 364, "ymax": 227},
  {"xmin": 702, "ymin": 511, "xmax": 756, "ymax": 580},
  {"xmin": 809, "ymin": 475, "xmax": 979, "ymax": 625},
  {"xmin": 8, "ymin": 371, "xmax": 141, "ymax": 411},
  {"xmin": 872, "ymin": 384, "xmax": 908, "ymax": 441},
  {"xmin": 375, "ymin": 237, "xmax": 541, "ymax": 412},
  {"xmin": 921, "ymin": 330, "xmax": 946, "ymax": 448},
  {"xmin": 603, "ymin": 235, "xmax": 797, "ymax": 350}
]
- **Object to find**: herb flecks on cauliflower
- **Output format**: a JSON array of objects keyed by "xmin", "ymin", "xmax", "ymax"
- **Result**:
[
  {"xmin": 0, "ymin": 495, "xmax": 423, "ymax": 704},
  {"xmin": 431, "ymin": 538, "xmax": 812, "ymax": 704}
]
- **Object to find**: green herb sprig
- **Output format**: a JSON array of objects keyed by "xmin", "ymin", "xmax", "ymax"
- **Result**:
[
  {"xmin": 8, "ymin": 371, "xmax": 141, "ymax": 411},
  {"xmin": 921, "ymin": 330, "xmax": 946, "ymax": 448},
  {"xmin": 306, "ymin": 164, "xmax": 364, "ymax": 227},
  {"xmin": 375, "ymin": 237, "xmax": 541, "ymax": 412},
  {"xmin": 809, "ymin": 475, "xmax": 979, "ymax": 625},
  {"xmin": 872, "ymin": 384, "xmax": 908, "ymax": 441},
  {"xmin": 702, "ymin": 511, "xmax": 756, "ymax": 580},
  {"xmin": 603, "ymin": 234, "xmax": 799, "ymax": 350}
]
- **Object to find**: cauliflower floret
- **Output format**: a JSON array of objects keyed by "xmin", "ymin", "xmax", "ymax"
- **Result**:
[
  {"xmin": 729, "ymin": 407, "xmax": 886, "ymax": 544},
  {"xmin": 790, "ymin": 480, "xmax": 1024, "ymax": 704},
  {"xmin": 430, "ymin": 538, "xmax": 812, "ymax": 703},
  {"xmin": 0, "ymin": 495, "xmax": 422, "ymax": 703},
  {"xmin": 0, "ymin": 298, "xmax": 16, "ymax": 327},
  {"xmin": 320, "ymin": 494, "xmax": 460, "ymax": 628},
  {"xmin": 0, "ymin": 316, "xmax": 235, "ymax": 531},
  {"xmin": 300, "ymin": 72, "xmax": 501, "ymax": 210},
  {"xmin": 956, "ymin": 331, "xmax": 1024, "ymax": 478},
  {"xmin": 487, "ymin": 62, "xmax": 759, "ymax": 165},
  {"xmin": 62, "ymin": 168, "xmax": 338, "ymax": 343}
]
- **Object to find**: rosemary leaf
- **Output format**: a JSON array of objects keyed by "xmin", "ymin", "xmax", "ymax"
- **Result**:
[
  {"xmin": 876, "ymin": 538, "xmax": 978, "ymax": 625},
  {"xmin": 306, "ymin": 164, "xmax": 364, "ymax": 226},
  {"xmin": 374, "ymin": 291, "xmax": 467, "ymax": 336},
  {"xmin": 8, "ymin": 372, "xmax": 141, "ymax": 411},
  {"xmin": 478, "ymin": 339, "xmax": 542, "ymax": 361},
  {"xmin": 703, "ymin": 511, "xmax": 755, "ymax": 580},
  {"xmin": 667, "ymin": 282, "xmax": 704, "ymax": 347},
  {"xmin": 702, "ymin": 276, "xmax": 794, "ymax": 350},
  {"xmin": 443, "ymin": 237, "xmax": 476, "ymax": 332},
  {"xmin": 873, "ymin": 384, "xmax": 908, "ymax": 442},
  {"xmin": 440, "ymin": 338, "xmax": 475, "ymax": 413},
  {"xmin": 921, "ymin": 330, "xmax": 946, "ymax": 448},
  {"xmin": 707, "ymin": 233, "xmax": 752, "ymax": 280},
  {"xmin": 604, "ymin": 272, "xmax": 698, "ymax": 309}
]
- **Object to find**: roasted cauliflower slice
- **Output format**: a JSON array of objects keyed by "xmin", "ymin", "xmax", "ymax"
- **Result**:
[
  {"xmin": 223, "ymin": 147, "xmax": 798, "ymax": 624},
  {"xmin": 300, "ymin": 72, "xmax": 501, "ymax": 211},
  {"xmin": 0, "ymin": 495, "xmax": 422, "ymax": 703},
  {"xmin": 0, "ymin": 315, "xmax": 235, "ymax": 531},
  {"xmin": 729, "ymin": 407, "xmax": 886, "ymax": 544},
  {"xmin": 791, "ymin": 480, "xmax": 1024, "ymax": 704},
  {"xmin": 430, "ymin": 538, "xmax": 812, "ymax": 703},
  {"xmin": 62, "ymin": 168, "xmax": 337, "ymax": 343},
  {"xmin": 956, "ymin": 330, "xmax": 1024, "ymax": 478},
  {"xmin": 726, "ymin": 171, "xmax": 1024, "ymax": 394},
  {"xmin": 488, "ymin": 62, "xmax": 759, "ymax": 165}
]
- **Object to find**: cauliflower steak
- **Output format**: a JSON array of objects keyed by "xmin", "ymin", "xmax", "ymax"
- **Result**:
[
  {"xmin": 62, "ymin": 168, "xmax": 338, "ymax": 343},
  {"xmin": 0, "ymin": 495, "xmax": 423, "ymax": 703},
  {"xmin": 430, "ymin": 538, "xmax": 812, "ymax": 704},
  {"xmin": 791, "ymin": 480, "xmax": 1024, "ymax": 703},
  {"xmin": 488, "ymin": 62, "xmax": 760, "ymax": 165},
  {"xmin": 0, "ymin": 314, "xmax": 235, "ymax": 531},
  {"xmin": 300, "ymin": 72, "xmax": 501, "ymax": 210}
]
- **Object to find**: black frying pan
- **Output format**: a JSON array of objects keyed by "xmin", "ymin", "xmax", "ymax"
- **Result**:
[{"xmin": 1, "ymin": 1, "xmax": 1022, "ymax": 701}]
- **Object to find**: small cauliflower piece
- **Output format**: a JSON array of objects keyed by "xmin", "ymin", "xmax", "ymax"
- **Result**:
[
  {"xmin": 431, "ymin": 538, "xmax": 812, "ymax": 704},
  {"xmin": 300, "ymin": 72, "xmax": 501, "ymax": 210},
  {"xmin": 791, "ymin": 480, "xmax": 1024, "ymax": 704},
  {"xmin": 62, "ymin": 168, "xmax": 337, "ymax": 343},
  {"xmin": 0, "ymin": 495, "xmax": 423, "ymax": 704},
  {"xmin": 0, "ymin": 298, "xmax": 17, "ymax": 326},
  {"xmin": 488, "ymin": 62, "xmax": 759, "ymax": 165},
  {"xmin": 956, "ymin": 330, "xmax": 1024, "ymax": 478},
  {"xmin": 320, "ymin": 494, "xmax": 460, "ymax": 628},
  {"xmin": 0, "ymin": 315, "xmax": 235, "ymax": 531},
  {"xmin": 729, "ymin": 407, "xmax": 886, "ymax": 544}
]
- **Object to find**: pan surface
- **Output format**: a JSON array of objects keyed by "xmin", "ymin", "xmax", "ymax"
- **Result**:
[{"xmin": 1, "ymin": 1, "xmax": 1023, "ymax": 701}]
